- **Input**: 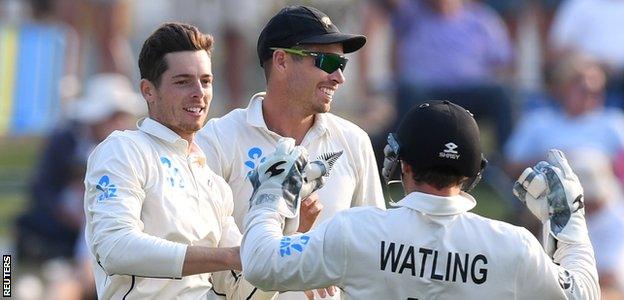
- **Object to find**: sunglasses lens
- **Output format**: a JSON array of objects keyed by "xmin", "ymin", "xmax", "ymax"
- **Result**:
[{"xmin": 316, "ymin": 54, "xmax": 348, "ymax": 73}]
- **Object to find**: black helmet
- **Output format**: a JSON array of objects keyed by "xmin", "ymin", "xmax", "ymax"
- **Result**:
[{"xmin": 383, "ymin": 100, "xmax": 487, "ymax": 192}]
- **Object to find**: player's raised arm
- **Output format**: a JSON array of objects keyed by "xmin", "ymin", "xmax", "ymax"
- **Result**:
[{"xmin": 513, "ymin": 149, "xmax": 600, "ymax": 299}]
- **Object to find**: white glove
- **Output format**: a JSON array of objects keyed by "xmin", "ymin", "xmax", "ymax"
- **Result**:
[
  {"xmin": 513, "ymin": 149, "xmax": 589, "ymax": 250},
  {"xmin": 248, "ymin": 138, "xmax": 325, "ymax": 220}
]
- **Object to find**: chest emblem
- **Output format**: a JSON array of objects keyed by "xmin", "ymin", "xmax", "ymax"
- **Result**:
[
  {"xmin": 160, "ymin": 156, "xmax": 185, "ymax": 188},
  {"xmin": 244, "ymin": 147, "xmax": 266, "ymax": 177}
]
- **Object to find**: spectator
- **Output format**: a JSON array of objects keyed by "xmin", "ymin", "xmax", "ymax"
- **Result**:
[
  {"xmin": 361, "ymin": 0, "xmax": 514, "ymax": 151},
  {"xmin": 548, "ymin": 0, "xmax": 624, "ymax": 105},
  {"xmin": 567, "ymin": 149, "xmax": 624, "ymax": 300},
  {"xmin": 15, "ymin": 73, "xmax": 144, "ymax": 298},
  {"xmin": 505, "ymin": 53, "xmax": 624, "ymax": 177}
]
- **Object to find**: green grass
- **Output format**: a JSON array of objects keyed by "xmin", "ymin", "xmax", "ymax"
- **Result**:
[
  {"xmin": 0, "ymin": 192, "xmax": 27, "ymax": 238},
  {"xmin": 0, "ymin": 137, "xmax": 41, "ymax": 241}
]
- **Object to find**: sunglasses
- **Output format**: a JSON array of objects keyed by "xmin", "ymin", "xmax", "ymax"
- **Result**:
[{"xmin": 270, "ymin": 47, "xmax": 348, "ymax": 74}]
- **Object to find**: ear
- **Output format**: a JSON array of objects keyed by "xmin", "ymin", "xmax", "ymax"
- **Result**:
[
  {"xmin": 140, "ymin": 79, "xmax": 158, "ymax": 105},
  {"xmin": 401, "ymin": 161, "xmax": 413, "ymax": 177},
  {"xmin": 271, "ymin": 49, "xmax": 288, "ymax": 75}
]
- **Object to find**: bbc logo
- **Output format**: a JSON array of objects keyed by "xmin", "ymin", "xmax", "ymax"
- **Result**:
[{"xmin": 2, "ymin": 255, "xmax": 10, "ymax": 297}]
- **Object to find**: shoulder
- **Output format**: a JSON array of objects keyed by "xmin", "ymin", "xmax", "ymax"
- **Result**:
[
  {"xmin": 199, "ymin": 108, "xmax": 249, "ymax": 144},
  {"xmin": 93, "ymin": 130, "xmax": 141, "ymax": 152},
  {"xmin": 88, "ymin": 130, "xmax": 150, "ymax": 164},
  {"xmin": 334, "ymin": 206, "xmax": 387, "ymax": 223},
  {"xmin": 463, "ymin": 212, "xmax": 535, "ymax": 242},
  {"xmin": 601, "ymin": 108, "xmax": 624, "ymax": 122},
  {"xmin": 204, "ymin": 108, "xmax": 248, "ymax": 132},
  {"xmin": 323, "ymin": 113, "xmax": 370, "ymax": 141}
]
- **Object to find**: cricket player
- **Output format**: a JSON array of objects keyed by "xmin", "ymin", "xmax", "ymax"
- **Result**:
[
  {"xmin": 84, "ymin": 23, "xmax": 274, "ymax": 299},
  {"xmin": 240, "ymin": 100, "xmax": 600, "ymax": 299},
  {"xmin": 196, "ymin": 6, "xmax": 385, "ymax": 298}
]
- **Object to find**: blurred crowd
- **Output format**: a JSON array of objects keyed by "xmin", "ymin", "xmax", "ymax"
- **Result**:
[{"xmin": 2, "ymin": 0, "xmax": 624, "ymax": 299}]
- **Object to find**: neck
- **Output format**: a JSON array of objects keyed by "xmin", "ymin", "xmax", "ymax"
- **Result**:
[
  {"xmin": 262, "ymin": 92, "xmax": 315, "ymax": 145},
  {"xmin": 180, "ymin": 133, "xmax": 196, "ymax": 153},
  {"xmin": 406, "ymin": 182, "xmax": 462, "ymax": 197}
]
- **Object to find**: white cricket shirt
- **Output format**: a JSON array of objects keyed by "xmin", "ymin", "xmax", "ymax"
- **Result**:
[
  {"xmin": 84, "ymin": 118, "xmax": 257, "ymax": 299},
  {"xmin": 242, "ymin": 191, "xmax": 600, "ymax": 299},
  {"xmin": 197, "ymin": 92, "xmax": 386, "ymax": 230}
]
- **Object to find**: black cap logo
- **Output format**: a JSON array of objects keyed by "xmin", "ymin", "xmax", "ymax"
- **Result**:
[
  {"xmin": 321, "ymin": 16, "xmax": 332, "ymax": 29},
  {"xmin": 439, "ymin": 142, "xmax": 460, "ymax": 160}
]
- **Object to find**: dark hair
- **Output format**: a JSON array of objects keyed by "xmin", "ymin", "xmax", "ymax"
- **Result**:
[
  {"xmin": 410, "ymin": 166, "xmax": 468, "ymax": 190},
  {"xmin": 138, "ymin": 22, "xmax": 213, "ymax": 86}
]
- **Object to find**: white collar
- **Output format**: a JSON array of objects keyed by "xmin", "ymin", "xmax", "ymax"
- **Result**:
[
  {"xmin": 137, "ymin": 117, "xmax": 189, "ymax": 152},
  {"xmin": 393, "ymin": 191, "xmax": 477, "ymax": 216},
  {"xmin": 245, "ymin": 92, "xmax": 330, "ymax": 138}
]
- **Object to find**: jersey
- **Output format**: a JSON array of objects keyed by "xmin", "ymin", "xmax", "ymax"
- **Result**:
[
  {"xmin": 197, "ymin": 92, "xmax": 385, "ymax": 230},
  {"xmin": 84, "ymin": 118, "xmax": 263, "ymax": 299},
  {"xmin": 241, "ymin": 191, "xmax": 600, "ymax": 299}
]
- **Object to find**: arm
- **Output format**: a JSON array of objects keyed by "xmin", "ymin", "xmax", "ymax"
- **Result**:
[
  {"xmin": 513, "ymin": 149, "xmax": 600, "ymax": 299},
  {"xmin": 242, "ymin": 208, "xmax": 346, "ymax": 292},
  {"xmin": 210, "ymin": 180, "xmax": 278, "ymax": 299},
  {"xmin": 196, "ymin": 121, "xmax": 231, "ymax": 181},
  {"xmin": 240, "ymin": 138, "xmax": 346, "ymax": 291},
  {"xmin": 352, "ymin": 134, "xmax": 386, "ymax": 209},
  {"xmin": 85, "ymin": 135, "xmax": 240, "ymax": 278}
]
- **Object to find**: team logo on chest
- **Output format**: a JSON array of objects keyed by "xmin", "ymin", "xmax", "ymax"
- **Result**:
[
  {"xmin": 244, "ymin": 147, "xmax": 266, "ymax": 178},
  {"xmin": 160, "ymin": 156, "xmax": 185, "ymax": 188}
]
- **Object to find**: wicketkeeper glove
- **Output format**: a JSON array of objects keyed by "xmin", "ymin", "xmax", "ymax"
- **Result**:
[
  {"xmin": 513, "ymin": 149, "xmax": 590, "ymax": 255},
  {"xmin": 248, "ymin": 138, "xmax": 325, "ymax": 222}
]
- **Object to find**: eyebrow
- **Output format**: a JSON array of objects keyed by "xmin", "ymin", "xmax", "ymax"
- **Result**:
[{"xmin": 170, "ymin": 74, "xmax": 213, "ymax": 80}]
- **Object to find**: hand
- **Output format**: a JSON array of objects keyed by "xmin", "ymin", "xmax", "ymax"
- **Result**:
[
  {"xmin": 304, "ymin": 286, "xmax": 337, "ymax": 299},
  {"xmin": 248, "ymin": 138, "xmax": 325, "ymax": 219},
  {"xmin": 513, "ymin": 149, "xmax": 588, "ymax": 246},
  {"xmin": 297, "ymin": 193, "xmax": 323, "ymax": 233}
]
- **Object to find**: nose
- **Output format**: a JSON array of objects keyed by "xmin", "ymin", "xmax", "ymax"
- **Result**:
[
  {"xmin": 330, "ymin": 68, "xmax": 346, "ymax": 85},
  {"xmin": 190, "ymin": 80, "xmax": 206, "ymax": 99}
]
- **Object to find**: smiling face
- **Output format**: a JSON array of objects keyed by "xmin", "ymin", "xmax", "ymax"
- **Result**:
[
  {"xmin": 141, "ymin": 50, "xmax": 213, "ymax": 141},
  {"xmin": 286, "ymin": 43, "xmax": 346, "ymax": 115}
]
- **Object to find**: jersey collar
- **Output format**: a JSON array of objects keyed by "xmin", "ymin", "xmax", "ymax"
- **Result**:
[
  {"xmin": 138, "ymin": 117, "xmax": 190, "ymax": 152},
  {"xmin": 393, "ymin": 191, "xmax": 477, "ymax": 216}
]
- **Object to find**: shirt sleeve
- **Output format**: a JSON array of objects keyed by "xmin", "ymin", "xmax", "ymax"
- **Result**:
[
  {"xmin": 241, "ymin": 208, "xmax": 348, "ymax": 292},
  {"xmin": 84, "ymin": 134, "xmax": 187, "ymax": 278},
  {"xmin": 210, "ymin": 176, "xmax": 278, "ymax": 300},
  {"xmin": 351, "ymin": 133, "xmax": 386, "ymax": 209},
  {"xmin": 514, "ymin": 228, "xmax": 600, "ymax": 299}
]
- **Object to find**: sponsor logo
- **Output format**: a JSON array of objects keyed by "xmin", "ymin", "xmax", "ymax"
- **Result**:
[
  {"xmin": 265, "ymin": 161, "xmax": 286, "ymax": 177},
  {"xmin": 558, "ymin": 270, "xmax": 573, "ymax": 290},
  {"xmin": 279, "ymin": 235, "xmax": 311, "ymax": 257},
  {"xmin": 96, "ymin": 175, "xmax": 117, "ymax": 201},
  {"xmin": 439, "ymin": 142, "xmax": 460, "ymax": 159}
]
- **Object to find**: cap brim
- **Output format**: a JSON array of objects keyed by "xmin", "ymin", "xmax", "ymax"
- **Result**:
[{"xmin": 298, "ymin": 33, "xmax": 366, "ymax": 53}]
